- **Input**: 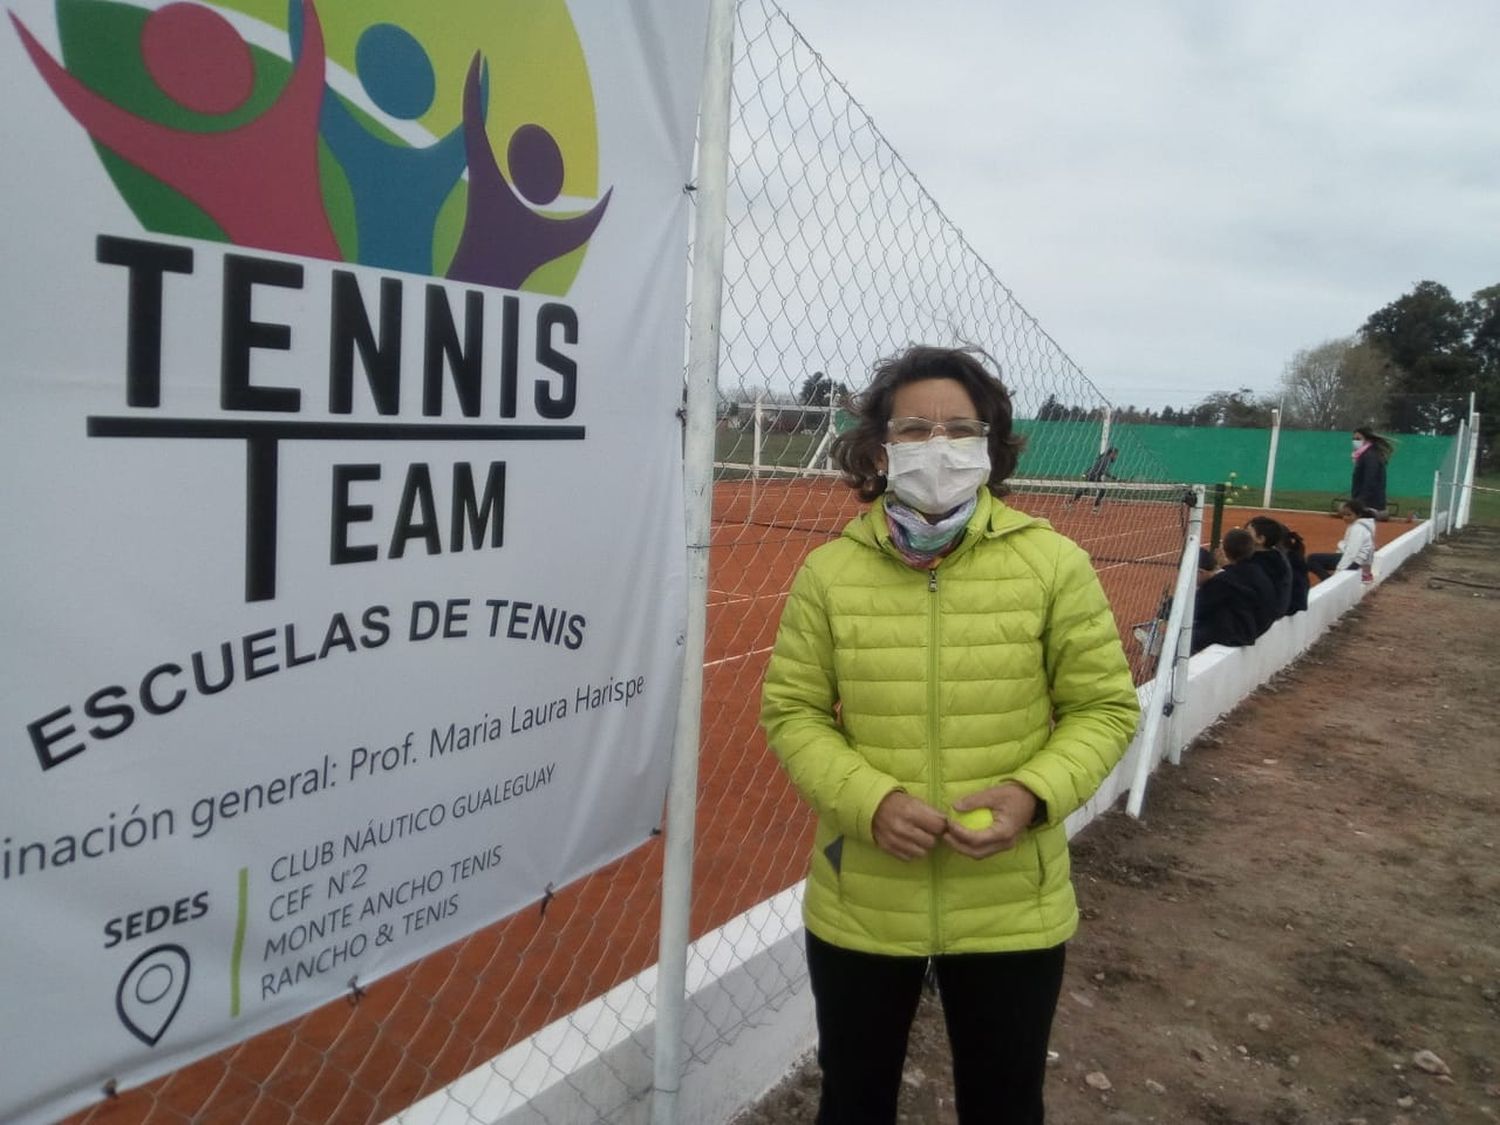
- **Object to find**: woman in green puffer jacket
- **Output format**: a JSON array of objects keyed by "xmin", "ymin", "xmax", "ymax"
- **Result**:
[{"xmin": 761, "ymin": 345, "xmax": 1140, "ymax": 1125}]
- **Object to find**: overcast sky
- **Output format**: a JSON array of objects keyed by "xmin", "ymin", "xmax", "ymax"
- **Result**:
[{"xmin": 774, "ymin": 0, "xmax": 1500, "ymax": 411}]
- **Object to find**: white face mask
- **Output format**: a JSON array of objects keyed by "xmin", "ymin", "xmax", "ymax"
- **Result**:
[
  {"xmin": 883, "ymin": 435, "xmax": 991, "ymax": 515},
  {"xmin": 1352, "ymin": 438, "xmax": 1362, "ymax": 449}
]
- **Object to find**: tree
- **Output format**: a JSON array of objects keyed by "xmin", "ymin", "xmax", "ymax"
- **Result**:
[
  {"xmin": 1037, "ymin": 393, "xmax": 1066, "ymax": 422},
  {"xmin": 798, "ymin": 371, "xmax": 848, "ymax": 409},
  {"xmin": 1363, "ymin": 281, "xmax": 1469, "ymax": 370},
  {"xmin": 1279, "ymin": 340, "xmax": 1344, "ymax": 428},
  {"xmin": 1189, "ymin": 388, "xmax": 1277, "ymax": 428},
  {"xmin": 1361, "ymin": 281, "xmax": 1477, "ymax": 433},
  {"xmin": 1468, "ymin": 284, "xmax": 1500, "ymax": 379},
  {"xmin": 1464, "ymin": 284, "xmax": 1500, "ymax": 466},
  {"xmin": 1338, "ymin": 342, "xmax": 1397, "ymax": 430},
  {"xmin": 1279, "ymin": 337, "xmax": 1393, "ymax": 430}
]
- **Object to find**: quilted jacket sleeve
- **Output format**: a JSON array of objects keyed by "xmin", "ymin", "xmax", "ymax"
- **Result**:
[
  {"xmin": 1010, "ymin": 537, "xmax": 1140, "ymax": 824},
  {"xmin": 760, "ymin": 559, "xmax": 903, "ymax": 844}
]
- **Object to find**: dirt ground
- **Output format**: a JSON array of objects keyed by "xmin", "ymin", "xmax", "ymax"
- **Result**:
[{"xmin": 735, "ymin": 525, "xmax": 1500, "ymax": 1125}]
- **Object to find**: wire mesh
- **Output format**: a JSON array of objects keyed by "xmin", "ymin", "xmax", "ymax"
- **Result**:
[
  {"xmin": 680, "ymin": 0, "xmax": 1194, "ymax": 1102},
  {"xmin": 56, "ymin": 2, "xmax": 1196, "ymax": 1122}
]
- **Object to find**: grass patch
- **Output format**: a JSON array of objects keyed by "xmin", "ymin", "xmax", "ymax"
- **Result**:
[
  {"xmin": 715, "ymin": 430, "xmax": 825, "ymax": 471},
  {"xmin": 1466, "ymin": 473, "xmax": 1500, "ymax": 527},
  {"xmin": 1246, "ymin": 474, "xmax": 1499, "ymax": 526},
  {"xmin": 1246, "ymin": 489, "xmax": 1428, "ymax": 517}
]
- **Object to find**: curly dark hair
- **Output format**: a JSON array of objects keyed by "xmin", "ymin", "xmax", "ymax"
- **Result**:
[{"xmin": 831, "ymin": 345, "xmax": 1025, "ymax": 502}]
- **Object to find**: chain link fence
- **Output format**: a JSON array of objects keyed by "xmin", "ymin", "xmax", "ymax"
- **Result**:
[{"xmin": 62, "ymin": 3, "xmax": 1196, "ymax": 1123}]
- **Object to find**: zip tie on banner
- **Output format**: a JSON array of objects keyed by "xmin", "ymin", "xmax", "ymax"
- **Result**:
[
  {"xmin": 346, "ymin": 976, "xmax": 365, "ymax": 1007},
  {"xmin": 539, "ymin": 882, "xmax": 556, "ymax": 919},
  {"xmin": 102, "ymin": 1079, "xmax": 119, "ymax": 1099}
]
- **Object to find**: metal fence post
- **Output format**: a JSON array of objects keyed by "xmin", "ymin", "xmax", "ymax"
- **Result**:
[
  {"xmin": 1459, "ymin": 414, "xmax": 1481, "ymax": 529},
  {"xmin": 652, "ymin": 0, "xmax": 737, "ymax": 1121},
  {"xmin": 1262, "ymin": 408, "xmax": 1280, "ymax": 508},
  {"xmin": 1127, "ymin": 486, "xmax": 1206, "ymax": 814}
]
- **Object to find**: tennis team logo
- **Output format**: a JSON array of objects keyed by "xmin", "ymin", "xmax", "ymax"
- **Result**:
[{"xmin": 9, "ymin": 0, "xmax": 610, "ymax": 292}]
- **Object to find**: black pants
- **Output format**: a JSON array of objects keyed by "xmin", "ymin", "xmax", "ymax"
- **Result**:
[
  {"xmin": 1069, "ymin": 486, "xmax": 1105, "ymax": 506},
  {"xmin": 806, "ymin": 930, "xmax": 1066, "ymax": 1125},
  {"xmin": 1307, "ymin": 552, "xmax": 1358, "ymax": 580}
]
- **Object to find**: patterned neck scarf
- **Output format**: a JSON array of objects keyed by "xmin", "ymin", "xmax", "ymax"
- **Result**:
[{"xmin": 884, "ymin": 495, "xmax": 976, "ymax": 568}]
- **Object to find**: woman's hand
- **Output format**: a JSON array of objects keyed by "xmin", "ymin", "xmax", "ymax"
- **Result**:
[
  {"xmin": 945, "ymin": 783, "xmax": 1039, "ymax": 860},
  {"xmin": 871, "ymin": 790, "xmax": 949, "ymax": 860}
]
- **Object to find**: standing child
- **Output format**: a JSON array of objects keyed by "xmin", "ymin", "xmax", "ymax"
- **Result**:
[{"xmin": 1350, "ymin": 427, "xmax": 1393, "ymax": 519}]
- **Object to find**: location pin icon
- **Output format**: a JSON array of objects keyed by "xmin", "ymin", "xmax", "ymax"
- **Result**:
[{"xmin": 116, "ymin": 944, "xmax": 191, "ymax": 1047}]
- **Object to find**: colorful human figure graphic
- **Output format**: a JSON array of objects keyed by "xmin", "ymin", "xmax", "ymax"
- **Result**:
[
  {"xmin": 288, "ymin": 7, "xmax": 471, "ymax": 274},
  {"xmin": 446, "ymin": 54, "xmax": 612, "ymax": 290},
  {"xmin": 10, "ymin": 0, "xmax": 340, "ymax": 261}
]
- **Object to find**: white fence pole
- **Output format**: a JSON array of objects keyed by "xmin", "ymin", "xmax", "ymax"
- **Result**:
[
  {"xmin": 1430, "ymin": 470, "xmax": 1442, "ymax": 544},
  {"xmin": 1447, "ymin": 419, "xmax": 1467, "ymax": 535},
  {"xmin": 1127, "ymin": 486, "xmax": 1205, "ymax": 814},
  {"xmin": 652, "ymin": 0, "xmax": 736, "ymax": 1121},
  {"xmin": 1262, "ymin": 408, "xmax": 1280, "ymax": 508},
  {"xmin": 1459, "ymin": 413, "xmax": 1481, "ymax": 529},
  {"xmin": 752, "ymin": 392, "xmax": 764, "ymax": 481},
  {"xmin": 803, "ymin": 403, "xmax": 835, "ymax": 472},
  {"xmin": 1166, "ymin": 486, "xmax": 1206, "ymax": 766}
]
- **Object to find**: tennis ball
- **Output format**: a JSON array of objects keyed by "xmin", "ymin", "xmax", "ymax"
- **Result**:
[{"xmin": 952, "ymin": 806, "xmax": 994, "ymax": 831}]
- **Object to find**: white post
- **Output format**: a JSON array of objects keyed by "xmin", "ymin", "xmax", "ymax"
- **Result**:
[
  {"xmin": 1166, "ymin": 486, "xmax": 1205, "ymax": 767},
  {"xmin": 1459, "ymin": 413, "xmax": 1481, "ymax": 529},
  {"xmin": 1127, "ymin": 486, "xmax": 1206, "ymax": 814},
  {"xmin": 652, "ymin": 1, "xmax": 736, "ymax": 1121},
  {"xmin": 1447, "ymin": 419, "xmax": 1467, "ymax": 535},
  {"xmin": 1430, "ymin": 469, "xmax": 1442, "ymax": 545},
  {"xmin": 752, "ymin": 391, "xmax": 764, "ymax": 481},
  {"xmin": 1099, "ymin": 410, "xmax": 1113, "ymax": 455},
  {"xmin": 1262, "ymin": 408, "xmax": 1281, "ymax": 508},
  {"xmin": 804, "ymin": 402, "xmax": 835, "ymax": 472}
]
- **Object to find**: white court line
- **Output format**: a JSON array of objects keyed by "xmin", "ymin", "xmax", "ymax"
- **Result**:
[
  {"xmin": 1092, "ymin": 546, "xmax": 1179, "ymax": 572},
  {"xmin": 707, "ymin": 590, "xmax": 791, "ymax": 609},
  {"xmin": 707, "ymin": 588, "xmax": 759, "ymax": 607},
  {"xmin": 704, "ymin": 645, "xmax": 774, "ymax": 669}
]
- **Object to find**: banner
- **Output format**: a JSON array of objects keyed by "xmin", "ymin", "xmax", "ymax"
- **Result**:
[{"xmin": 0, "ymin": 2, "xmax": 707, "ymax": 1119}]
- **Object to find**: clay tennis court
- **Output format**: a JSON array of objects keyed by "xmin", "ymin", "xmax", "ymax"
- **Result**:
[{"xmin": 71, "ymin": 482, "xmax": 1408, "ymax": 1124}]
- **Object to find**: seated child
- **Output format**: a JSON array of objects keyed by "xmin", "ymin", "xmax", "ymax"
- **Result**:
[
  {"xmin": 1191, "ymin": 528, "xmax": 1278, "ymax": 653},
  {"xmin": 1244, "ymin": 516, "xmax": 1293, "ymax": 618},
  {"xmin": 1307, "ymin": 500, "xmax": 1376, "ymax": 581}
]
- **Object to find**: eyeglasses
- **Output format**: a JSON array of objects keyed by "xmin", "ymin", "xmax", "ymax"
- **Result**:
[{"xmin": 886, "ymin": 417, "xmax": 990, "ymax": 443}]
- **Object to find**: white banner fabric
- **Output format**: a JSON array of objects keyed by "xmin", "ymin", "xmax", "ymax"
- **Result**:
[{"xmin": 0, "ymin": 2, "xmax": 707, "ymax": 1120}]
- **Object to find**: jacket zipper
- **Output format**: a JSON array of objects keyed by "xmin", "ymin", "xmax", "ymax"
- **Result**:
[{"xmin": 927, "ymin": 566, "xmax": 943, "ymax": 951}]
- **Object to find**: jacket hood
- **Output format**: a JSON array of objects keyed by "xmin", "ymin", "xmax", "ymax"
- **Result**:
[{"xmin": 842, "ymin": 489, "xmax": 1047, "ymax": 558}]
